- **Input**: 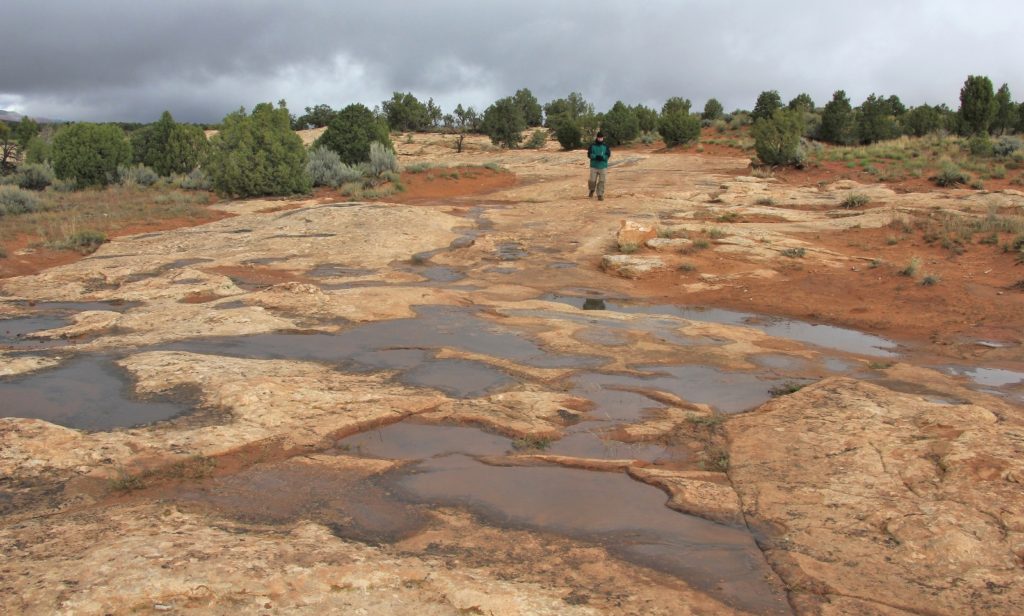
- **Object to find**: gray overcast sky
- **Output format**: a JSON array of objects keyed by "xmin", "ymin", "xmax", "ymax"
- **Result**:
[{"xmin": 2, "ymin": 0, "xmax": 1021, "ymax": 123}]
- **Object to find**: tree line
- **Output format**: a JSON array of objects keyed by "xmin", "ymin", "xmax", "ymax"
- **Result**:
[{"xmin": 4, "ymin": 74, "xmax": 1021, "ymax": 196}]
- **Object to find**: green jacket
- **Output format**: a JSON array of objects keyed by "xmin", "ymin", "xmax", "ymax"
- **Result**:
[{"xmin": 588, "ymin": 141, "xmax": 611, "ymax": 169}]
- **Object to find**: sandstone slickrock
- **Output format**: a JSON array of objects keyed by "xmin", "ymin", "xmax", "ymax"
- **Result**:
[
  {"xmin": 601, "ymin": 254, "xmax": 668, "ymax": 278},
  {"xmin": 727, "ymin": 376, "xmax": 1024, "ymax": 615}
]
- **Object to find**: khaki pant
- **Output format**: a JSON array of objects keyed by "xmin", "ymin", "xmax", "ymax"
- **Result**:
[{"xmin": 588, "ymin": 168, "xmax": 607, "ymax": 197}]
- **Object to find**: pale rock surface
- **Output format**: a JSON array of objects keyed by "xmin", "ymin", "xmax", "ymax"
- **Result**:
[
  {"xmin": 420, "ymin": 390, "xmax": 588, "ymax": 438},
  {"xmin": 601, "ymin": 254, "xmax": 667, "ymax": 278},
  {"xmin": 628, "ymin": 467, "xmax": 744, "ymax": 526},
  {"xmin": 616, "ymin": 220, "xmax": 659, "ymax": 248},
  {"xmin": 727, "ymin": 377, "xmax": 1024, "ymax": 614}
]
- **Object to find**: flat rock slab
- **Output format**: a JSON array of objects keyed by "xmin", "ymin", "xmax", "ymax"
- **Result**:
[
  {"xmin": 601, "ymin": 255, "xmax": 667, "ymax": 279},
  {"xmin": 727, "ymin": 376, "xmax": 1024, "ymax": 615},
  {"xmin": 628, "ymin": 467, "xmax": 744, "ymax": 526}
]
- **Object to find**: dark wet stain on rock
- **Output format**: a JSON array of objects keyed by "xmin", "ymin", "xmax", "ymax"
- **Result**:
[{"xmin": 173, "ymin": 458, "xmax": 429, "ymax": 546}]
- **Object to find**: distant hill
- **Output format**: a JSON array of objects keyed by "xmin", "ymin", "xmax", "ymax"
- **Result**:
[{"xmin": 0, "ymin": 109, "xmax": 61, "ymax": 124}]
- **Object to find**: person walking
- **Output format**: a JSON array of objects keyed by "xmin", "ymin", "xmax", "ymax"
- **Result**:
[{"xmin": 587, "ymin": 131, "xmax": 611, "ymax": 200}]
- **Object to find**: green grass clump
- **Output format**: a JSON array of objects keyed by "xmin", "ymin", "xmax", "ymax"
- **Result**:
[
  {"xmin": 699, "ymin": 445, "xmax": 730, "ymax": 472},
  {"xmin": 511, "ymin": 436, "xmax": 552, "ymax": 451},
  {"xmin": 769, "ymin": 381, "xmax": 807, "ymax": 397},
  {"xmin": 51, "ymin": 230, "xmax": 107, "ymax": 254},
  {"xmin": 932, "ymin": 162, "xmax": 970, "ymax": 187},
  {"xmin": 109, "ymin": 468, "xmax": 146, "ymax": 492},
  {"xmin": 899, "ymin": 256, "xmax": 921, "ymax": 277},
  {"xmin": 920, "ymin": 273, "xmax": 940, "ymax": 286},
  {"xmin": 840, "ymin": 193, "xmax": 870, "ymax": 209}
]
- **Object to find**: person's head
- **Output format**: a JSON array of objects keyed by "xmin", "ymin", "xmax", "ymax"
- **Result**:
[{"xmin": 596, "ymin": 131, "xmax": 604, "ymax": 142}]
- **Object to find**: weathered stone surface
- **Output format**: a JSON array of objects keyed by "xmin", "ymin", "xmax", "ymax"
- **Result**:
[
  {"xmin": 616, "ymin": 220, "xmax": 658, "ymax": 249},
  {"xmin": 0, "ymin": 351, "xmax": 447, "ymax": 482},
  {"xmin": 645, "ymin": 237, "xmax": 691, "ymax": 251},
  {"xmin": 25, "ymin": 310, "xmax": 121, "ymax": 339},
  {"xmin": 420, "ymin": 390, "xmax": 588, "ymax": 438},
  {"xmin": 1, "ymin": 203, "xmax": 463, "ymax": 302},
  {"xmin": 628, "ymin": 467, "xmax": 744, "ymax": 526},
  {"xmin": 0, "ymin": 352, "xmax": 60, "ymax": 377},
  {"xmin": 727, "ymin": 377, "xmax": 1024, "ymax": 614},
  {"xmin": 601, "ymin": 254, "xmax": 667, "ymax": 278}
]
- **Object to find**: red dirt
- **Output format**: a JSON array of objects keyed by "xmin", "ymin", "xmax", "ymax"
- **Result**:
[
  {"xmin": 202, "ymin": 265, "xmax": 316, "ymax": 289},
  {"xmin": 312, "ymin": 167, "xmax": 516, "ymax": 205},
  {"xmin": 0, "ymin": 211, "xmax": 233, "ymax": 280},
  {"xmin": 392, "ymin": 167, "xmax": 516, "ymax": 203},
  {"xmin": 626, "ymin": 221, "xmax": 1024, "ymax": 352}
]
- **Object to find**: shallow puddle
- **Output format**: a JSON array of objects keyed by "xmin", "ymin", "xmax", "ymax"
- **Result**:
[
  {"xmin": 546, "ymin": 431, "xmax": 683, "ymax": 463},
  {"xmin": 1, "ymin": 301, "xmax": 138, "ymax": 349},
  {"xmin": 569, "ymin": 379, "xmax": 668, "ymax": 422},
  {"xmin": 409, "ymin": 265, "xmax": 466, "ymax": 283},
  {"xmin": 386, "ymin": 455, "xmax": 789, "ymax": 615},
  {"xmin": 494, "ymin": 242, "xmax": 527, "ymax": 261},
  {"xmin": 305, "ymin": 264, "xmax": 376, "ymax": 278},
  {"xmin": 575, "ymin": 366, "xmax": 786, "ymax": 415},
  {"xmin": 400, "ymin": 359, "xmax": 513, "ymax": 397},
  {"xmin": 946, "ymin": 366, "xmax": 1024, "ymax": 387},
  {"xmin": 338, "ymin": 421, "xmax": 512, "ymax": 459},
  {"xmin": 0, "ymin": 357, "xmax": 191, "ymax": 430},
  {"xmin": 175, "ymin": 458, "xmax": 428, "ymax": 545},
  {"xmin": 167, "ymin": 305, "xmax": 602, "ymax": 374},
  {"xmin": 1, "ymin": 315, "xmax": 69, "ymax": 347},
  {"xmin": 544, "ymin": 294, "xmax": 898, "ymax": 357}
]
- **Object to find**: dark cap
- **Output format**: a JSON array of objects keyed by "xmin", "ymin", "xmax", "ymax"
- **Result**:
[{"xmin": 596, "ymin": 131, "xmax": 604, "ymax": 138}]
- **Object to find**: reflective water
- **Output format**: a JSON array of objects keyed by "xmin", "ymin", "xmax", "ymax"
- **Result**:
[{"xmin": 0, "ymin": 357, "xmax": 190, "ymax": 430}]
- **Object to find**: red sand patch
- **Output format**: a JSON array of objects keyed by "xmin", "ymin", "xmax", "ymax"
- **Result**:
[
  {"xmin": 628, "ymin": 223, "xmax": 1024, "ymax": 350},
  {"xmin": 202, "ymin": 265, "xmax": 316, "ymax": 289},
  {"xmin": 0, "ymin": 211, "xmax": 233, "ymax": 280},
  {"xmin": 312, "ymin": 166, "xmax": 516, "ymax": 205}
]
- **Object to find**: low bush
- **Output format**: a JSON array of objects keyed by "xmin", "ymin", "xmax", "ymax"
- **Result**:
[
  {"xmin": 932, "ymin": 162, "xmax": 970, "ymax": 187},
  {"xmin": 899, "ymin": 256, "xmax": 921, "ymax": 277},
  {"xmin": 54, "ymin": 230, "xmax": 106, "ymax": 254},
  {"xmin": 658, "ymin": 111, "xmax": 701, "ymax": 147},
  {"xmin": 967, "ymin": 133, "xmax": 994, "ymax": 157},
  {"xmin": 117, "ymin": 164, "xmax": 159, "ymax": 187},
  {"xmin": 0, "ymin": 186, "xmax": 43, "ymax": 215},
  {"xmin": 179, "ymin": 168, "xmax": 212, "ymax": 191},
  {"xmin": 16, "ymin": 163, "xmax": 55, "ymax": 191},
  {"xmin": 770, "ymin": 381, "xmax": 806, "ymax": 397},
  {"xmin": 993, "ymin": 136, "xmax": 1023, "ymax": 158},
  {"xmin": 841, "ymin": 193, "xmax": 870, "ymax": 208},
  {"xmin": 307, "ymin": 145, "xmax": 358, "ymax": 187},
  {"xmin": 523, "ymin": 129, "xmax": 548, "ymax": 149},
  {"xmin": 368, "ymin": 141, "xmax": 399, "ymax": 176},
  {"xmin": 780, "ymin": 247, "xmax": 806, "ymax": 258},
  {"xmin": 752, "ymin": 109, "xmax": 805, "ymax": 166}
]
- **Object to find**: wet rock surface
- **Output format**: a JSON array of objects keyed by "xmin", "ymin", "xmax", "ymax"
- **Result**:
[{"xmin": 2, "ymin": 134, "xmax": 1022, "ymax": 614}]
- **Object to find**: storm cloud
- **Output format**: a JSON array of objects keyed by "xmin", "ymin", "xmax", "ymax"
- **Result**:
[{"xmin": 2, "ymin": 0, "xmax": 1021, "ymax": 123}]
